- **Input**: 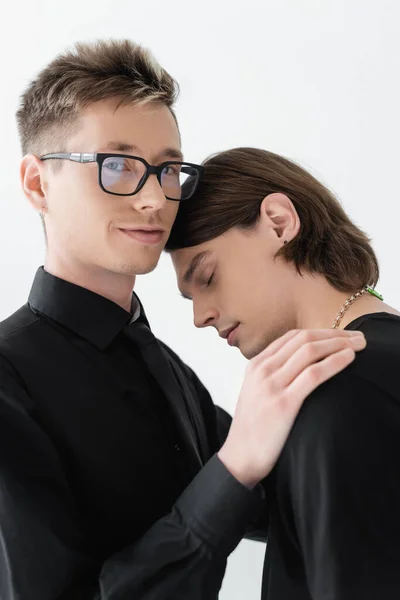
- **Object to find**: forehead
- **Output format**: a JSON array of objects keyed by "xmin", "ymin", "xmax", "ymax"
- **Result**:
[
  {"xmin": 171, "ymin": 246, "xmax": 201, "ymax": 273},
  {"xmin": 171, "ymin": 245, "xmax": 203, "ymax": 273},
  {"xmin": 171, "ymin": 244, "xmax": 216, "ymax": 282},
  {"xmin": 68, "ymin": 98, "xmax": 181, "ymax": 156}
]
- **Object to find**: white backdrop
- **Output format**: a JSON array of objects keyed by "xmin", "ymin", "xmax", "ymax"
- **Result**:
[{"xmin": 1, "ymin": 1, "xmax": 399, "ymax": 598}]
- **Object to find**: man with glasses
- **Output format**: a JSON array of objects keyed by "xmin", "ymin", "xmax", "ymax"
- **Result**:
[{"xmin": 0, "ymin": 40, "xmax": 365, "ymax": 599}]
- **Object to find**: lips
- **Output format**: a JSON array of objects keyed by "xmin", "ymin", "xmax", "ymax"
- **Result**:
[
  {"xmin": 227, "ymin": 326, "xmax": 239, "ymax": 346},
  {"xmin": 119, "ymin": 228, "xmax": 165, "ymax": 245},
  {"xmin": 219, "ymin": 324, "xmax": 240, "ymax": 346}
]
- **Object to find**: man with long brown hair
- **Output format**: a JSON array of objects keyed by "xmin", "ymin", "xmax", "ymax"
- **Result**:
[
  {"xmin": 167, "ymin": 147, "xmax": 400, "ymax": 600},
  {"xmin": 0, "ymin": 44, "xmax": 366, "ymax": 600}
]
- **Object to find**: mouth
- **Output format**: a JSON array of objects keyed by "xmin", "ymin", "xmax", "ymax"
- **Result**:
[
  {"xmin": 219, "ymin": 323, "xmax": 240, "ymax": 346},
  {"xmin": 118, "ymin": 227, "xmax": 165, "ymax": 246}
]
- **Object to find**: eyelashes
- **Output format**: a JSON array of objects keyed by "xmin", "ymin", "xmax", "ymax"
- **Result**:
[
  {"xmin": 194, "ymin": 265, "xmax": 217, "ymax": 290},
  {"xmin": 195, "ymin": 272, "xmax": 214, "ymax": 288}
]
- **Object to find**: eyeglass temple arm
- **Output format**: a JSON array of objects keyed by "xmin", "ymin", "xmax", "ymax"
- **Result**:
[{"xmin": 41, "ymin": 153, "xmax": 96, "ymax": 163}]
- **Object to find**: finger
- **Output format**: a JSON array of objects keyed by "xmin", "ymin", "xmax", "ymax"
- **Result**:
[
  {"xmin": 251, "ymin": 329, "xmax": 300, "ymax": 366},
  {"xmin": 284, "ymin": 347, "xmax": 356, "ymax": 414},
  {"xmin": 275, "ymin": 335, "xmax": 366, "ymax": 389},
  {"xmin": 255, "ymin": 328, "xmax": 364, "ymax": 372}
]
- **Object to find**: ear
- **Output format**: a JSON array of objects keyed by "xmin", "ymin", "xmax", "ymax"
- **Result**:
[
  {"xmin": 259, "ymin": 192, "xmax": 300, "ymax": 245},
  {"xmin": 20, "ymin": 155, "xmax": 48, "ymax": 215}
]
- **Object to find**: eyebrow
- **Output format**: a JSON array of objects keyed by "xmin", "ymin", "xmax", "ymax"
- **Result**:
[
  {"xmin": 106, "ymin": 141, "xmax": 184, "ymax": 162},
  {"xmin": 183, "ymin": 251, "xmax": 211, "ymax": 285},
  {"xmin": 107, "ymin": 141, "xmax": 139, "ymax": 153}
]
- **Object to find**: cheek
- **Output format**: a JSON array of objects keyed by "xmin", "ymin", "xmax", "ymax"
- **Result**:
[
  {"xmin": 60, "ymin": 166, "xmax": 103, "ymax": 209},
  {"xmin": 49, "ymin": 177, "xmax": 107, "ymax": 233},
  {"xmin": 222, "ymin": 269, "xmax": 259, "ymax": 318},
  {"xmin": 49, "ymin": 168, "xmax": 94, "ymax": 206},
  {"xmin": 75, "ymin": 167, "xmax": 107, "ymax": 206},
  {"xmin": 164, "ymin": 201, "xmax": 179, "ymax": 227}
]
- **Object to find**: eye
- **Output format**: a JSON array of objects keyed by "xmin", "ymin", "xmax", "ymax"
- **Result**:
[
  {"xmin": 194, "ymin": 264, "xmax": 217, "ymax": 290},
  {"xmin": 162, "ymin": 164, "xmax": 180, "ymax": 176},
  {"xmin": 104, "ymin": 161, "xmax": 126, "ymax": 172}
]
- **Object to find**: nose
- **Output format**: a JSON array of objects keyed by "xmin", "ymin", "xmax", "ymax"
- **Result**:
[
  {"xmin": 193, "ymin": 300, "xmax": 219, "ymax": 329},
  {"xmin": 133, "ymin": 173, "xmax": 167, "ymax": 212}
]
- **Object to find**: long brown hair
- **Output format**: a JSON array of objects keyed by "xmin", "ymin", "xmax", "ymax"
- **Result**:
[{"xmin": 166, "ymin": 147, "xmax": 379, "ymax": 292}]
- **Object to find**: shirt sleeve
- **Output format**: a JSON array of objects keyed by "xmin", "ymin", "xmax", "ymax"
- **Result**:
[
  {"xmin": 0, "ymin": 356, "xmax": 263, "ymax": 600},
  {"xmin": 284, "ymin": 370, "xmax": 400, "ymax": 600},
  {"xmin": 182, "ymin": 362, "xmax": 269, "ymax": 543}
]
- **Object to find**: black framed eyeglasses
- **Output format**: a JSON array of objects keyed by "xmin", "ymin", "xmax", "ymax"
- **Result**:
[{"xmin": 40, "ymin": 152, "xmax": 204, "ymax": 201}]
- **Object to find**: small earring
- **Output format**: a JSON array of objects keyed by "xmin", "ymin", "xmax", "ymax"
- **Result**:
[{"xmin": 283, "ymin": 240, "xmax": 288, "ymax": 245}]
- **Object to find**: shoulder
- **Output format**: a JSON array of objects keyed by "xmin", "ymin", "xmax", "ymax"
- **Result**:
[
  {"xmin": 299, "ymin": 312, "xmax": 400, "ymax": 427},
  {"xmin": 285, "ymin": 363, "xmax": 400, "ymax": 466},
  {"xmin": 346, "ymin": 312, "xmax": 400, "ymax": 363},
  {"xmin": 284, "ymin": 313, "xmax": 400, "ymax": 455},
  {"xmin": 0, "ymin": 304, "xmax": 47, "ymax": 368},
  {"xmin": 345, "ymin": 311, "xmax": 400, "ymax": 398},
  {"xmin": 0, "ymin": 305, "xmax": 40, "ymax": 411},
  {"xmin": 0, "ymin": 304, "xmax": 40, "ymax": 344}
]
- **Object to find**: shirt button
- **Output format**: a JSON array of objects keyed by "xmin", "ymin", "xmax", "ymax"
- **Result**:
[{"xmin": 174, "ymin": 443, "xmax": 181, "ymax": 452}]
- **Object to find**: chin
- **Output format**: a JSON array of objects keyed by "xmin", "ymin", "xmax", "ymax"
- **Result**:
[
  {"xmin": 242, "ymin": 337, "xmax": 271, "ymax": 360},
  {"xmin": 241, "ymin": 346, "xmax": 258, "ymax": 360},
  {"xmin": 134, "ymin": 261, "xmax": 159, "ymax": 275},
  {"xmin": 237, "ymin": 339, "xmax": 257, "ymax": 360},
  {"xmin": 134, "ymin": 249, "xmax": 163, "ymax": 273},
  {"xmin": 106, "ymin": 256, "xmax": 158, "ymax": 276},
  {"xmin": 111, "ymin": 247, "xmax": 162, "ymax": 275},
  {"xmin": 125, "ymin": 260, "xmax": 159, "ymax": 276}
]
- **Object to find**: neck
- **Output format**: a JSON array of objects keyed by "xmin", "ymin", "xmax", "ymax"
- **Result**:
[
  {"xmin": 44, "ymin": 254, "xmax": 135, "ymax": 312},
  {"xmin": 294, "ymin": 274, "xmax": 391, "ymax": 330}
]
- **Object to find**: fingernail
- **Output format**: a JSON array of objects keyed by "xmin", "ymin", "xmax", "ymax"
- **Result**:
[
  {"xmin": 350, "ymin": 336, "xmax": 366, "ymax": 347},
  {"xmin": 350, "ymin": 331, "xmax": 364, "ymax": 336}
]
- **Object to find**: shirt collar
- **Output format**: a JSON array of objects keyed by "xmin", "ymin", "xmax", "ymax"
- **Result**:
[
  {"xmin": 28, "ymin": 267, "xmax": 149, "ymax": 350},
  {"xmin": 130, "ymin": 296, "xmax": 141, "ymax": 323}
]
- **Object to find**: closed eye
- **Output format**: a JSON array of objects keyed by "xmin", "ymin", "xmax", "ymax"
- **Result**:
[
  {"xmin": 206, "ymin": 274, "xmax": 214, "ymax": 287},
  {"xmin": 180, "ymin": 291, "xmax": 192, "ymax": 301}
]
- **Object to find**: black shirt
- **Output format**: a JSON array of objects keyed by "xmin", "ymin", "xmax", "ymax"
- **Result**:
[
  {"xmin": 263, "ymin": 312, "xmax": 400, "ymax": 600},
  {"xmin": 0, "ymin": 267, "xmax": 263, "ymax": 600}
]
